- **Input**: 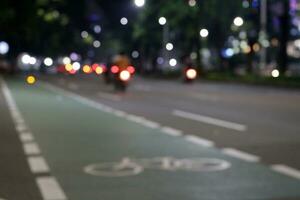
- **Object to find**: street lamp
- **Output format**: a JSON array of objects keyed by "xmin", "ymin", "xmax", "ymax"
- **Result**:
[
  {"xmin": 233, "ymin": 17, "xmax": 244, "ymax": 27},
  {"xmin": 44, "ymin": 57, "xmax": 53, "ymax": 66},
  {"xmin": 166, "ymin": 43, "xmax": 173, "ymax": 51},
  {"xmin": 188, "ymin": 0, "xmax": 196, "ymax": 7},
  {"xmin": 158, "ymin": 17, "xmax": 169, "ymax": 66},
  {"xmin": 158, "ymin": 17, "xmax": 167, "ymax": 26},
  {"xmin": 93, "ymin": 25, "xmax": 101, "ymax": 34},
  {"xmin": 199, "ymin": 29, "xmax": 209, "ymax": 38},
  {"xmin": 120, "ymin": 17, "xmax": 128, "ymax": 25},
  {"xmin": 134, "ymin": 0, "xmax": 145, "ymax": 7},
  {"xmin": 0, "ymin": 41, "xmax": 9, "ymax": 55},
  {"xmin": 81, "ymin": 31, "xmax": 89, "ymax": 39}
]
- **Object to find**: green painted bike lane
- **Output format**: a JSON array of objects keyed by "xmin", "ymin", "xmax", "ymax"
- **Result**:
[{"xmin": 7, "ymin": 79, "xmax": 300, "ymax": 200}]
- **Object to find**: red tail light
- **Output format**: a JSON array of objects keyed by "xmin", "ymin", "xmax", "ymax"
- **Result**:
[
  {"xmin": 92, "ymin": 63, "xmax": 100, "ymax": 71},
  {"xmin": 127, "ymin": 66, "xmax": 135, "ymax": 74},
  {"xmin": 111, "ymin": 65, "xmax": 120, "ymax": 74}
]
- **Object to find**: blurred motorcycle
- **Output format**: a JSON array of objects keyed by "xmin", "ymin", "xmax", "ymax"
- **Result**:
[
  {"xmin": 183, "ymin": 66, "xmax": 197, "ymax": 83},
  {"xmin": 111, "ymin": 65, "xmax": 135, "ymax": 91}
]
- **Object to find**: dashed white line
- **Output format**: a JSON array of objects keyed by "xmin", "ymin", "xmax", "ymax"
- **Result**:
[
  {"xmin": 173, "ymin": 110, "xmax": 247, "ymax": 132},
  {"xmin": 36, "ymin": 176, "xmax": 67, "ymax": 200},
  {"xmin": 23, "ymin": 143, "xmax": 41, "ymax": 155},
  {"xmin": 161, "ymin": 127, "xmax": 183, "ymax": 137},
  {"xmin": 271, "ymin": 165, "xmax": 300, "ymax": 180},
  {"xmin": 222, "ymin": 148, "xmax": 260, "ymax": 162},
  {"xmin": 27, "ymin": 156, "xmax": 50, "ymax": 174},
  {"xmin": 19, "ymin": 132, "xmax": 35, "ymax": 143},
  {"xmin": 184, "ymin": 135, "xmax": 215, "ymax": 147},
  {"xmin": 16, "ymin": 123, "xmax": 28, "ymax": 132}
]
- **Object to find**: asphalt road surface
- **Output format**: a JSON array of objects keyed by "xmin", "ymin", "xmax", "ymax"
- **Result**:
[{"xmin": 0, "ymin": 74, "xmax": 300, "ymax": 200}]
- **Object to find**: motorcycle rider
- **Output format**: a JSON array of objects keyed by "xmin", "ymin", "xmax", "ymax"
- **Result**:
[{"xmin": 112, "ymin": 51, "xmax": 131, "ymax": 71}]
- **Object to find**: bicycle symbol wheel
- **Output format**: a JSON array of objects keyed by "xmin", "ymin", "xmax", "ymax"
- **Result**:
[{"xmin": 84, "ymin": 160, "xmax": 143, "ymax": 177}]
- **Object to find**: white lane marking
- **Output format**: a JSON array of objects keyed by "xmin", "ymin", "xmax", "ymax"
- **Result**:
[
  {"xmin": 42, "ymin": 82, "xmax": 164, "ymax": 131},
  {"xmin": 15, "ymin": 122, "xmax": 28, "ymax": 133},
  {"xmin": 139, "ymin": 119, "xmax": 161, "ymax": 129},
  {"xmin": 113, "ymin": 110, "xmax": 127, "ymax": 117},
  {"xmin": 19, "ymin": 132, "xmax": 35, "ymax": 143},
  {"xmin": 36, "ymin": 176, "xmax": 67, "ymax": 200},
  {"xmin": 173, "ymin": 110, "xmax": 247, "ymax": 132},
  {"xmin": 101, "ymin": 106, "xmax": 114, "ymax": 113},
  {"xmin": 184, "ymin": 135, "xmax": 215, "ymax": 147},
  {"xmin": 126, "ymin": 114, "xmax": 145, "ymax": 123},
  {"xmin": 161, "ymin": 127, "xmax": 182, "ymax": 137},
  {"xmin": 98, "ymin": 92, "xmax": 121, "ymax": 101},
  {"xmin": 68, "ymin": 83, "xmax": 79, "ymax": 90},
  {"xmin": 271, "ymin": 165, "xmax": 300, "ymax": 180},
  {"xmin": 0, "ymin": 78, "xmax": 67, "ymax": 200},
  {"xmin": 23, "ymin": 143, "xmax": 41, "ymax": 155},
  {"xmin": 222, "ymin": 148, "xmax": 260, "ymax": 162},
  {"xmin": 27, "ymin": 156, "xmax": 50, "ymax": 174}
]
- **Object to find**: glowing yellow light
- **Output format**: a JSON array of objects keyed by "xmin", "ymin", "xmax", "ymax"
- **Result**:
[
  {"xmin": 83, "ymin": 65, "xmax": 92, "ymax": 73},
  {"xmin": 242, "ymin": 46, "xmax": 251, "ymax": 54},
  {"xmin": 119, "ymin": 70, "xmax": 131, "ymax": 81},
  {"xmin": 95, "ymin": 66, "xmax": 103, "ymax": 75},
  {"xmin": 26, "ymin": 76, "xmax": 36, "ymax": 85},
  {"xmin": 272, "ymin": 69, "xmax": 280, "ymax": 78},
  {"xmin": 252, "ymin": 43, "xmax": 260, "ymax": 52},
  {"xmin": 186, "ymin": 69, "xmax": 197, "ymax": 79},
  {"xmin": 65, "ymin": 63, "xmax": 73, "ymax": 71}
]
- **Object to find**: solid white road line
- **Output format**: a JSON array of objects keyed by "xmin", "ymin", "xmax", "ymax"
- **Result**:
[
  {"xmin": 28, "ymin": 156, "xmax": 50, "ymax": 174},
  {"xmin": 184, "ymin": 135, "xmax": 215, "ymax": 147},
  {"xmin": 36, "ymin": 176, "xmax": 67, "ymax": 200},
  {"xmin": 140, "ymin": 119, "xmax": 161, "ymax": 129},
  {"xmin": 161, "ymin": 127, "xmax": 183, "ymax": 137},
  {"xmin": 43, "ymin": 82, "xmax": 164, "ymax": 131},
  {"xmin": 19, "ymin": 132, "xmax": 35, "ymax": 143},
  {"xmin": 222, "ymin": 148, "xmax": 260, "ymax": 162},
  {"xmin": 113, "ymin": 110, "xmax": 127, "ymax": 117},
  {"xmin": 126, "ymin": 114, "xmax": 145, "ymax": 124},
  {"xmin": 98, "ymin": 92, "xmax": 121, "ymax": 101},
  {"xmin": 23, "ymin": 143, "xmax": 41, "ymax": 155},
  {"xmin": 271, "ymin": 165, "xmax": 300, "ymax": 180},
  {"xmin": 173, "ymin": 110, "xmax": 247, "ymax": 132}
]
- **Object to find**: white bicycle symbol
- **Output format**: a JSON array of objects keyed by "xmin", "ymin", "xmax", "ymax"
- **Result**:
[{"xmin": 84, "ymin": 157, "xmax": 231, "ymax": 177}]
